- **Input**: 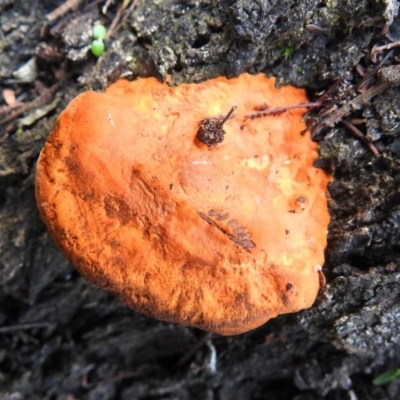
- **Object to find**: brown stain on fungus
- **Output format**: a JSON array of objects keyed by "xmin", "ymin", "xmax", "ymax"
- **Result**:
[
  {"xmin": 35, "ymin": 73, "xmax": 331, "ymax": 335},
  {"xmin": 104, "ymin": 194, "xmax": 131, "ymax": 226}
]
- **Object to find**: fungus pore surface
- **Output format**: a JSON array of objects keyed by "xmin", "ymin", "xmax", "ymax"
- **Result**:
[{"xmin": 35, "ymin": 73, "xmax": 331, "ymax": 335}]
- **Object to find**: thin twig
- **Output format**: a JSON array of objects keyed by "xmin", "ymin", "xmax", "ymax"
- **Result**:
[
  {"xmin": 103, "ymin": 369, "xmax": 143, "ymax": 384},
  {"xmin": 305, "ymin": 24, "xmax": 329, "ymax": 35},
  {"xmin": 0, "ymin": 322, "xmax": 55, "ymax": 333},
  {"xmin": 357, "ymin": 50, "xmax": 394, "ymax": 92},
  {"xmin": 313, "ymin": 81, "xmax": 390, "ymax": 133},
  {"xmin": 0, "ymin": 102, "xmax": 24, "ymax": 118},
  {"xmin": 316, "ymin": 73, "xmax": 349, "ymax": 104},
  {"xmin": 0, "ymin": 80, "xmax": 64, "ymax": 127},
  {"xmin": 246, "ymin": 102, "xmax": 322, "ymax": 119},
  {"xmin": 176, "ymin": 332, "xmax": 213, "ymax": 366},
  {"xmin": 105, "ymin": 6, "xmax": 124, "ymax": 39},
  {"xmin": 341, "ymin": 119, "xmax": 381, "ymax": 157},
  {"xmin": 82, "ymin": 365, "xmax": 144, "ymax": 389},
  {"xmin": 102, "ymin": 0, "xmax": 115, "ymax": 14},
  {"xmin": 371, "ymin": 40, "xmax": 400, "ymax": 63},
  {"xmin": 106, "ymin": 0, "xmax": 138, "ymax": 39},
  {"xmin": 46, "ymin": 0, "xmax": 83, "ymax": 22}
]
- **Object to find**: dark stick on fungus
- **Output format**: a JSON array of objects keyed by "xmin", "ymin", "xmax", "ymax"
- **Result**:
[
  {"xmin": 246, "ymin": 102, "xmax": 321, "ymax": 119},
  {"xmin": 197, "ymin": 105, "xmax": 237, "ymax": 147},
  {"xmin": 220, "ymin": 105, "xmax": 237, "ymax": 125}
]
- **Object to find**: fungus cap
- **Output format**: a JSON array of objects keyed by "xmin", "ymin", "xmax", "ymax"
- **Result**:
[{"xmin": 35, "ymin": 73, "xmax": 330, "ymax": 335}]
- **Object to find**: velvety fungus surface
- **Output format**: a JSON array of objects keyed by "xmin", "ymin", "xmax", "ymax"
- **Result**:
[{"xmin": 35, "ymin": 73, "xmax": 330, "ymax": 335}]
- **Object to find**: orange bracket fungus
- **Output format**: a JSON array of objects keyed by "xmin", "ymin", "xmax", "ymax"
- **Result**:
[{"xmin": 35, "ymin": 73, "xmax": 331, "ymax": 335}]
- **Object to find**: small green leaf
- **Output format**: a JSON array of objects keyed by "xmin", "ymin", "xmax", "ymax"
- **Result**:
[
  {"xmin": 282, "ymin": 46, "xmax": 293, "ymax": 60},
  {"xmin": 91, "ymin": 39, "xmax": 105, "ymax": 57},
  {"xmin": 93, "ymin": 24, "xmax": 107, "ymax": 40},
  {"xmin": 373, "ymin": 368, "xmax": 400, "ymax": 386}
]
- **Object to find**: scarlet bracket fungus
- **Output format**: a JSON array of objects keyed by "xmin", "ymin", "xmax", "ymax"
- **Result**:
[{"xmin": 35, "ymin": 73, "xmax": 331, "ymax": 335}]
